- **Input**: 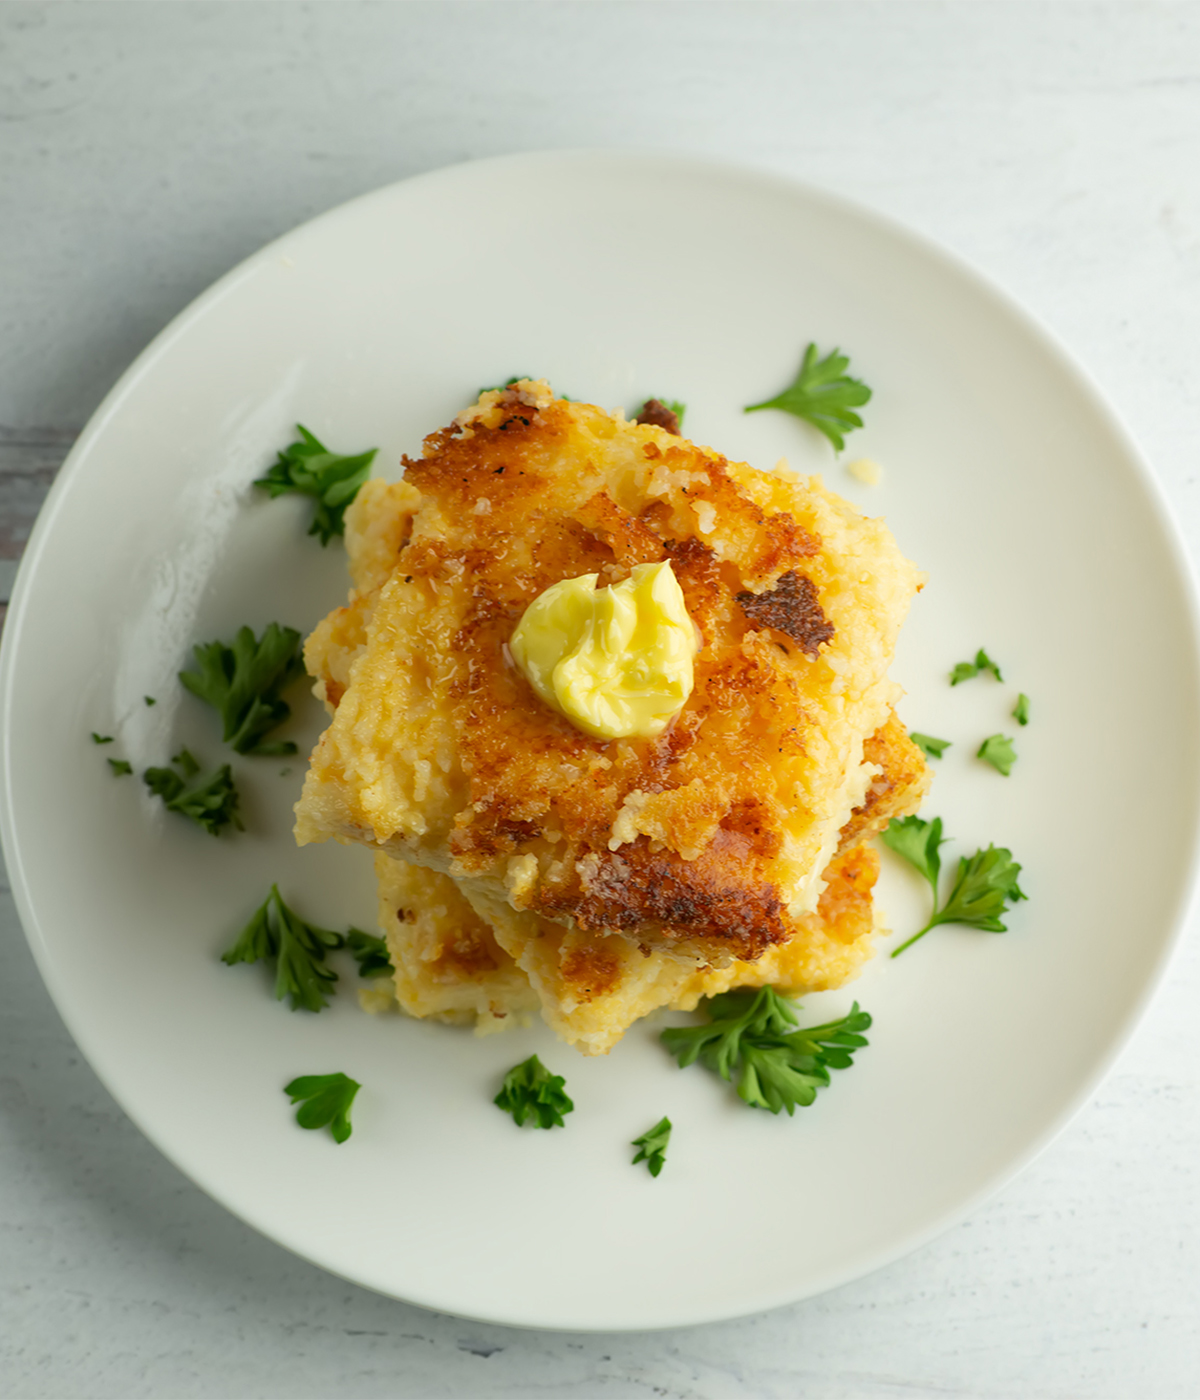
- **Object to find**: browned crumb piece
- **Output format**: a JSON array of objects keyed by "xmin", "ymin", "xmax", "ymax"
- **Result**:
[
  {"xmin": 838, "ymin": 713, "xmax": 932, "ymax": 854},
  {"xmin": 634, "ymin": 398, "xmax": 682, "ymax": 435},
  {"xmin": 736, "ymin": 570, "xmax": 835, "ymax": 657},
  {"xmin": 807, "ymin": 843, "xmax": 880, "ymax": 946},
  {"xmin": 534, "ymin": 833, "xmax": 788, "ymax": 962}
]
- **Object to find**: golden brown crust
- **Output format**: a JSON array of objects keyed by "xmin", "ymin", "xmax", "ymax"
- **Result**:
[
  {"xmin": 634, "ymin": 398, "xmax": 682, "ymax": 435},
  {"xmin": 811, "ymin": 843, "xmax": 880, "ymax": 945},
  {"xmin": 838, "ymin": 712, "xmax": 932, "ymax": 853},
  {"xmin": 533, "ymin": 833, "xmax": 788, "ymax": 961},
  {"xmin": 573, "ymin": 491, "xmax": 667, "ymax": 567},
  {"xmin": 374, "ymin": 706, "xmax": 925, "ymax": 1053},
  {"xmin": 557, "ymin": 940, "xmax": 625, "ymax": 1003},
  {"xmin": 296, "ymin": 382, "xmax": 925, "ymax": 967},
  {"xmin": 736, "ymin": 570, "xmax": 835, "ymax": 658}
]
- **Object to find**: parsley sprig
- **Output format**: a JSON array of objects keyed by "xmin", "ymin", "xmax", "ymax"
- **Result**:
[
  {"xmin": 494, "ymin": 1055, "xmax": 574, "ymax": 1129},
  {"xmin": 180, "ymin": 623, "xmax": 305, "ymax": 755},
  {"xmin": 950, "ymin": 648, "xmax": 1003, "ymax": 685},
  {"xmin": 745, "ymin": 343, "xmax": 872, "ymax": 451},
  {"xmin": 346, "ymin": 929, "xmax": 393, "ymax": 978},
  {"xmin": 661, "ymin": 988, "xmax": 871, "ymax": 1115},
  {"xmin": 222, "ymin": 884, "xmax": 344, "ymax": 1011},
  {"xmin": 255, "ymin": 426, "xmax": 377, "ymax": 545},
  {"xmin": 631, "ymin": 1117, "xmax": 672, "ymax": 1177},
  {"xmin": 144, "ymin": 749, "xmax": 242, "ymax": 836},
  {"xmin": 977, "ymin": 733, "xmax": 1017, "ymax": 775},
  {"xmin": 882, "ymin": 815, "xmax": 1026, "ymax": 956},
  {"xmin": 882, "ymin": 813, "xmax": 945, "ymax": 899},
  {"xmin": 284, "ymin": 1073, "xmax": 360, "ymax": 1144},
  {"xmin": 910, "ymin": 732, "xmax": 951, "ymax": 760}
]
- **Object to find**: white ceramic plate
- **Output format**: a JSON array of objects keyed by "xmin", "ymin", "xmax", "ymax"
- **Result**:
[{"xmin": 4, "ymin": 151, "xmax": 1199, "ymax": 1331}]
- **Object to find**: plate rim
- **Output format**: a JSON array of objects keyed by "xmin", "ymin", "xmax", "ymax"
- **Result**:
[{"xmin": 5, "ymin": 147, "xmax": 1200, "ymax": 1331}]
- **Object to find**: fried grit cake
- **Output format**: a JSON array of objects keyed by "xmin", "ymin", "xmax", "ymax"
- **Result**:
[
  {"xmin": 370, "ymin": 711, "xmax": 928, "ymax": 1054},
  {"xmin": 296, "ymin": 379, "xmax": 925, "ymax": 969}
]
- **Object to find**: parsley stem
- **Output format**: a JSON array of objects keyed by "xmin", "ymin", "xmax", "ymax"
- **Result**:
[{"xmin": 891, "ymin": 918, "xmax": 938, "ymax": 958}]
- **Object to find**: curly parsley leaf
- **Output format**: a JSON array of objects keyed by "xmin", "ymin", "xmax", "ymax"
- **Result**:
[
  {"xmin": 144, "ymin": 749, "xmax": 242, "ymax": 836},
  {"xmin": 1013, "ymin": 693, "xmax": 1030, "ymax": 726},
  {"xmin": 255, "ymin": 425, "xmax": 377, "ymax": 546},
  {"xmin": 144, "ymin": 695, "xmax": 156, "ymax": 706},
  {"xmin": 222, "ymin": 884, "xmax": 344, "ymax": 1011},
  {"xmin": 346, "ymin": 928, "xmax": 393, "ymax": 979},
  {"xmin": 284, "ymin": 1072, "xmax": 360, "ymax": 1144},
  {"xmin": 494, "ymin": 1055, "xmax": 574, "ymax": 1129},
  {"xmin": 631, "ymin": 1116, "xmax": 672, "ymax": 1177},
  {"xmin": 950, "ymin": 648, "xmax": 1004, "ymax": 685},
  {"xmin": 881, "ymin": 814, "xmax": 945, "ymax": 898},
  {"xmin": 910, "ymin": 732, "xmax": 951, "ymax": 760},
  {"xmin": 91, "ymin": 732, "xmax": 113, "ymax": 745},
  {"xmin": 977, "ymin": 733, "xmax": 1017, "ymax": 776},
  {"xmin": 935, "ymin": 846, "xmax": 1028, "ymax": 932},
  {"xmin": 744, "ymin": 343, "xmax": 872, "ymax": 452},
  {"xmin": 180, "ymin": 623, "xmax": 305, "ymax": 756},
  {"xmin": 887, "ymin": 820, "xmax": 1027, "ymax": 957},
  {"xmin": 107, "ymin": 758, "xmax": 132, "ymax": 776},
  {"xmin": 661, "ymin": 988, "xmax": 871, "ymax": 1116}
]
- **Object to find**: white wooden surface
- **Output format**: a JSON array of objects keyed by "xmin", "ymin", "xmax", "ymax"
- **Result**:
[{"xmin": 2, "ymin": 4, "xmax": 1199, "ymax": 1396}]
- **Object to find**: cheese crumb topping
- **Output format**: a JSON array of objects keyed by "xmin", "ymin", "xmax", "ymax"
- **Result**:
[{"xmin": 845, "ymin": 457, "xmax": 883, "ymax": 486}]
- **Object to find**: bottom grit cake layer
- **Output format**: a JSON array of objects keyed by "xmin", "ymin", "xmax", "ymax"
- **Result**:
[
  {"xmin": 296, "ymin": 380, "xmax": 926, "ymax": 970},
  {"xmin": 368, "ymin": 713, "xmax": 929, "ymax": 1054}
]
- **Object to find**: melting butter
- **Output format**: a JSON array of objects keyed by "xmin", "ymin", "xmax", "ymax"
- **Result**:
[{"xmin": 509, "ymin": 561, "xmax": 697, "ymax": 740}]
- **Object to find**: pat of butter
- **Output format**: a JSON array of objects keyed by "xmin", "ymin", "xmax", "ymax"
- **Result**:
[{"xmin": 510, "ymin": 561, "xmax": 697, "ymax": 740}]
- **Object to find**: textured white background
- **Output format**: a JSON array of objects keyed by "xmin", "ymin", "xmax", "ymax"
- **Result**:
[{"xmin": 3, "ymin": 3, "xmax": 1200, "ymax": 1397}]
